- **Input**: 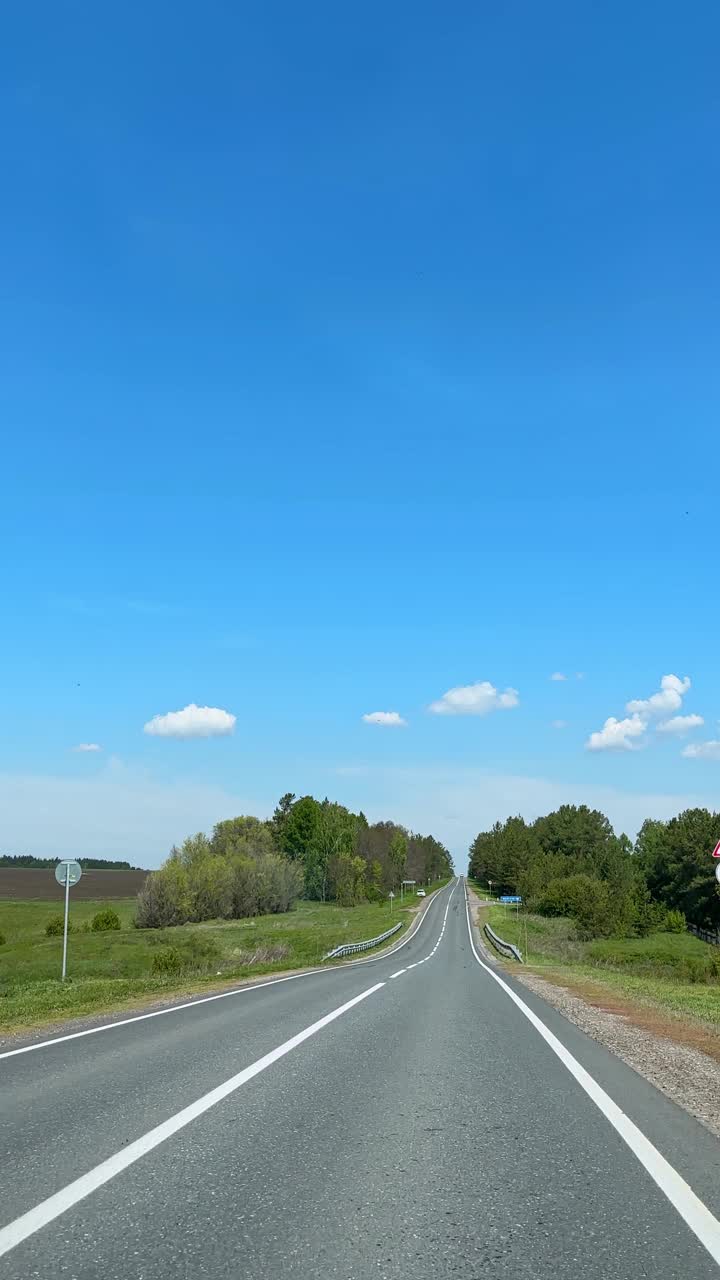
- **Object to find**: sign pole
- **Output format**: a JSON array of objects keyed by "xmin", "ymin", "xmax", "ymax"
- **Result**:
[{"xmin": 62, "ymin": 863, "xmax": 71, "ymax": 981}]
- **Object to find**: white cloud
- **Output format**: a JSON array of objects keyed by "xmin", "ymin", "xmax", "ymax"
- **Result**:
[
  {"xmin": 682, "ymin": 741, "xmax": 720, "ymax": 761},
  {"xmin": 551, "ymin": 720, "xmax": 568, "ymax": 730},
  {"xmin": 429, "ymin": 681, "xmax": 519, "ymax": 716},
  {"xmin": 626, "ymin": 674, "xmax": 691, "ymax": 718},
  {"xmin": 362, "ymin": 711, "xmax": 407, "ymax": 727},
  {"xmin": 73, "ymin": 743, "xmax": 102, "ymax": 753},
  {"xmin": 656, "ymin": 714, "xmax": 704, "ymax": 737},
  {"xmin": 586, "ymin": 714, "xmax": 646, "ymax": 752},
  {"xmin": 550, "ymin": 672, "xmax": 567, "ymax": 682},
  {"xmin": 143, "ymin": 704, "xmax": 236, "ymax": 739}
]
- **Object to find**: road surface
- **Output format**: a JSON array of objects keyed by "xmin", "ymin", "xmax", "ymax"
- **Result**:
[{"xmin": 2, "ymin": 879, "xmax": 720, "ymax": 1277}]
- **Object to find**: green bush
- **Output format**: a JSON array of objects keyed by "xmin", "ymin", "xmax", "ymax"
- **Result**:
[
  {"xmin": 149, "ymin": 932, "xmax": 221, "ymax": 977},
  {"xmin": 45, "ymin": 916, "xmax": 75, "ymax": 937},
  {"xmin": 536, "ymin": 874, "xmax": 617, "ymax": 938},
  {"xmin": 664, "ymin": 909, "xmax": 686, "ymax": 934},
  {"xmin": 91, "ymin": 907, "xmax": 121, "ymax": 932},
  {"xmin": 151, "ymin": 947, "xmax": 184, "ymax": 976}
]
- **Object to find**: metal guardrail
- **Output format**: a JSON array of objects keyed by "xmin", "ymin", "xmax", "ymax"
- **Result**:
[
  {"xmin": 324, "ymin": 920, "xmax": 403, "ymax": 960},
  {"xmin": 484, "ymin": 922, "xmax": 523, "ymax": 962}
]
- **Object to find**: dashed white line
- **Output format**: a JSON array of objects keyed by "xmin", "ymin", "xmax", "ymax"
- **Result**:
[
  {"xmin": 0, "ymin": 882, "xmax": 457, "ymax": 1062},
  {"xmin": 390, "ymin": 969, "xmax": 406, "ymax": 979}
]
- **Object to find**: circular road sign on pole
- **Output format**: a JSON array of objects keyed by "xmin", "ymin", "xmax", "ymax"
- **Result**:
[{"xmin": 55, "ymin": 860, "xmax": 82, "ymax": 980}]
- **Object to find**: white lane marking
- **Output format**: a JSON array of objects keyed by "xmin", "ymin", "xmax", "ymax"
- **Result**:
[
  {"xmin": 390, "ymin": 970, "xmax": 406, "ymax": 979},
  {"xmin": 463, "ymin": 891, "xmax": 720, "ymax": 1267},
  {"xmin": 0, "ymin": 882, "xmax": 456, "ymax": 1063},
  {"xmin": 401, "ymin": 883, "xmax": 455, "ymax": 972},
  {"xmin": 0, "ymin": 981, "xmax": 385, "ymax": 1259}
]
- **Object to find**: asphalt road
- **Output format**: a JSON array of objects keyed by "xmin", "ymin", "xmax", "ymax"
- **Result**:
[{"xmin": 2, "ymin": 879, "xmax": 720, "ymax": 1278}]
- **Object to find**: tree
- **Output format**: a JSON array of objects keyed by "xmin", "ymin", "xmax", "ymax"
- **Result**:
[
  {"xmin": 270, "ymin": 793, "xmax": 296, "ymax": 846},
  {"xmin": 388, "ymin": 831, "xmax": 408, "ymax": 888},
  {"xmin": 210, "ymin": 816, "xmax": 275, "ymax": 859}
]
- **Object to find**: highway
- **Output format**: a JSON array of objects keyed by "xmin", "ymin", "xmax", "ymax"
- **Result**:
[{"xmin": 2, "ymin": 879, "xmax": 720, "ymax": 1277}]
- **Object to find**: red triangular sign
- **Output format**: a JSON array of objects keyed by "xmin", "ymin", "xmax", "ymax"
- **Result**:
[{"xmin": 713, "ymin": 840, "xmax": 720, "ymax": 858}]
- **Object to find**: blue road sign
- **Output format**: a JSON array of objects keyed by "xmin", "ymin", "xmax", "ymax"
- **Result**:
[{"xmin": 499, "ymin": 895, "xmax": 522, "ymax": 904}]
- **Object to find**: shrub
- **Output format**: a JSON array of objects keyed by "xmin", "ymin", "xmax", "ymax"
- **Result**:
[
  {"xmin": 0, "ymin": 932, "xmax": 5, "ymax": 947},
  {"xmin": 149, "ymin": 932, "xmax": 221, "ymax": 977},
  {"xmin": 664, "ymin": 909, "xmax": 687, "ymax": 934},
  {"xmin": 91, "ymin": 907, "xmax": 121, "ymax": 932},
  {"xmin": 135, "ymin": 862, "xmax": 192, "ymax": 928},
  {"xmin": 45, "ymin": 915, "xmax": 75, "ymax": 937},
  {"xmin": 536, "ymin": 874, "xmax": 617, "ymax": 939},
  {"xmin": 151, "ymin": 947, "xmax": 184, "ymax": 976}
]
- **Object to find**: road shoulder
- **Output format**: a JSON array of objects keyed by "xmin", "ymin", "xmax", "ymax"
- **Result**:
[{"xmin": 465, "ymin": 885, "xmax": 720, "ymax": 1139}]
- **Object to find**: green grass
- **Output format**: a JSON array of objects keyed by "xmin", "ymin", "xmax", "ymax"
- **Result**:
[
  {"xmin": 0, "ymin": 880, "xmax": 449, "ymax": 1034},
  {"xmin": 480, "ymin": 902, "xmax": 720, "ymax": 1028}
]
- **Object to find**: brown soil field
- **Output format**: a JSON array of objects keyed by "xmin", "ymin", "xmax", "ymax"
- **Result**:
[{"xmin": 0, "ymin": 867, "xmax": 149, "ymax": 901}]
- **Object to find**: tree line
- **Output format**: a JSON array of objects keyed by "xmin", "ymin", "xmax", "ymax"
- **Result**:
[
  {"xmin": 136, "ymin": 794, "xmax": 453, "ymax": 928},
  {"xmin": 468, "ymin": 804, "xmax": 720, "ymax": 939},
  {"xmin": 0, "ymin": 855, "xmax": 142, "ymax": 870}
]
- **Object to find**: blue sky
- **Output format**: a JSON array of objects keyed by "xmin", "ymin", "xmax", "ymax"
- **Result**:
[{"xmin": 1, "ymin": 2, "xmax": 719, "ymax": 866}]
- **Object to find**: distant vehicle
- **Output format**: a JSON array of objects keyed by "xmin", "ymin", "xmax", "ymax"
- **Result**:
[{"xmin": 417, "ymin": 889, "xmax": 426, "ymax": 897}]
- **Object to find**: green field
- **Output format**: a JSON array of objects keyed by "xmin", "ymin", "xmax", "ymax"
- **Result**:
[
  {"xmin": 0, "ymin": 881, "xmax": 449, "ymax": 1034},
  {"xmin": 481, "ymin": 903, "xmax": 720, "ymax": 1028}
]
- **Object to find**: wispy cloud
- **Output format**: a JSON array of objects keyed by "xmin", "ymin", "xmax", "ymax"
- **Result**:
[
  {"xmin": 362, "ymin": 711, "xmax": 407, "ymax": 727},
  {"xmin": 143, "ymin": 704, "xmax": 236, "ymax": 739},
  {"xmin": 550, "ymin": 672, "xmax": 567, "ymax": 682},
  {"xmin": 682, "ymin": 740, "xmax": 720, "ymax": 761},
  {"xmin": 73, "ymin": 743, "xmax": 102, "ymax": 753},
  {"xmin": 656, "ymin": 714, "xmax": 704, "ymax": 737},
  {"xmin": 429, "ymin": 681, "xmax": 519, "ymax": 716}
]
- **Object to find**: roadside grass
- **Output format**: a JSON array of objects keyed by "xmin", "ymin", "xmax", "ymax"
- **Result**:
[
  {"xmin": 478, "ymin": 902, "xmax": 720, "ymax": 1029},
  {"xmin": 0, "ymin": 880, "xmax": 449, "ymax": 1035}
]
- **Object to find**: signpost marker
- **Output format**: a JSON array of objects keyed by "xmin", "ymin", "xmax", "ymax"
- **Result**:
[
  {"xmin": 712, "ymin": 840, "xmax": 720, "ymax": 859},
  {"xmin": 389, "ymin": 890, "xmax": 395, "ymax": 915},
  {"xmin": 54, "ymin": 860, "xmax": 82, "ymax": 980}
]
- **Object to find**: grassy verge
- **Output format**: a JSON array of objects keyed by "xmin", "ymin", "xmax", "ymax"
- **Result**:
[
  {"xmin": 0, "ymin": 880, "xmax": 449, "ymax": 1035},
  {"xmin": 477, "ymin": 901, "xmax": 720, "ymax": 1030}
]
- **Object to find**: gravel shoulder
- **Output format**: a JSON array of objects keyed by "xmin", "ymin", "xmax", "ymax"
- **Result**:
[{"xmin": 466, "ymin": 886, "xmax": 720, "ymax": 1140}]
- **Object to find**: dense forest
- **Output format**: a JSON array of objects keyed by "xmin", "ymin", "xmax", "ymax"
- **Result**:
[
  {"xmin": 0, "ymin": 855, "xmax": 141, "ymax": 870},
  {"xmin": 136, "ymin": 793, "xmax": 453, "ymax": 928},
  {"xmin": 469, "ymin": 804, "xmax": 720, "ymax": 939}
]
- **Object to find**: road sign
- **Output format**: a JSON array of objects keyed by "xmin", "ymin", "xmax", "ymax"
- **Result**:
[
  {"xmin": 55, "ymin": 859, "xmax": 82, "ymax": 887},
  {"xmin": 712, "ymin": 840, "xmax": 720, "ymax": 859},
  {"xmin": 500, "ymin": 895, "xmax": 522, "ymax": 904},
  {"xmin": 388, "ymin": 891, "xmax": 395, "ymax": 898},
  {"xmin": 716, "ymin": 863, "xmax": 720, "ymax": 885},
  {"xmin": 55, "ymin": 861, "xmax": 82, "ymax": 980}
]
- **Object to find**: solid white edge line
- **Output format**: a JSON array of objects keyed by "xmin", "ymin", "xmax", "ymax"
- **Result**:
[
  {"xmin": 463, "ymin": 886, "xmax": 720, "ymax": 1266},
  {"xmin": 0, "ymin": 881, "xmax": 456, "ymax": 1063},
  {"xmin": 0, "ymin": 981, "xmax": 385, "ymax": 1259}
]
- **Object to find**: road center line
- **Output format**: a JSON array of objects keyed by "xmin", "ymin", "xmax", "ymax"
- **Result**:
[
  {"xmin": 463, "ymin": 889, "xmax": 720, "ymax": 1267},
  {"xmin": 0, "ymin": 981, "xmax": 385, "ymax": 1260},
  {"xmin": 0, "ymin": 882, "xmax": 455, "ymax": 1063}
]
